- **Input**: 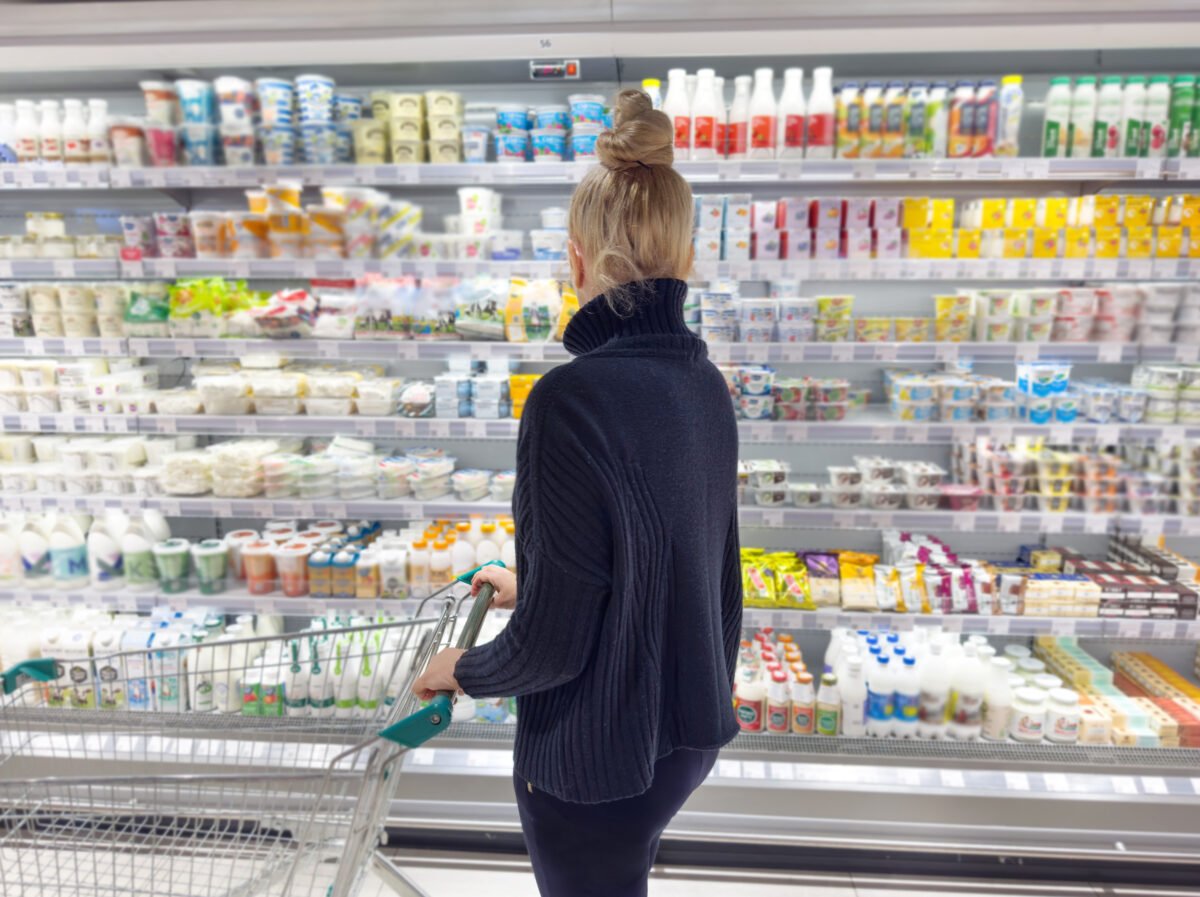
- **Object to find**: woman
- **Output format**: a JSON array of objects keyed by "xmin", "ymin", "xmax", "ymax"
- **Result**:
[{"xmin": 412, "ymin": 89, "xmax": 743, "ymax": 897}]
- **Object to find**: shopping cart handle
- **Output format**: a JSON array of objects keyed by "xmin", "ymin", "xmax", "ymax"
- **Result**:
[
  {"xmin": 378, "ymin": 577, "xmax": 501, "ymax": 748},
  {"xmin": 1, "ymin": 658, "xmax": 57, "ymax": 696},
  {"xmin": 454, "ymin": 558, "xmax": 506, "ymax": 586}
]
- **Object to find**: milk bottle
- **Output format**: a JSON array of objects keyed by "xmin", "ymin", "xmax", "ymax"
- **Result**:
[
  {"xmin": 61, "ymin": 99, "xmax": 89, "ymax": 166},
  {"xmin": 972, "ymin": 79, "xmax": 998, "ymax": 157},
  {"xmin": 1041, "ymin": 77, "xmax": 1072, "ymax": 157},
  {"xmin": 87, "ymin": 100, "xmax": 112, "ymax": 165},
  {"xmin": 38, "ymin": 100, "xmax": 62, "ymax": 164},
  {"xmin": 121, "ymin": 624, "xmax": 155, "ymax": 712},
  {"xmin": 1120, "ymin": 76, "xmax": 1148, "ymax": 157},
  {"xmin": 1143, "ymin": 75, "xmax": 1172, "ymax": 158},
  {"xmin": 893, "ymin": 655, "xmax": 920, "ymax": 737},
  {"xmin": 0, "ymin": 104, "xmax": 16, "ymax": 164},
  {"xmin": 63, "ymin": 626, "xmax": 95, "ymax": 709},
  {"xmin": 663, "ymin": 69, "xmax": 691, "ymax": 154},
  {"xmin": 839, "ymin": 655, "xmax": 867, "ymax": 736},
  {"xmin": 806, "ymin": 67, "xmax": 835, "ymax": 159},
  {"xmin": 92, "ymin": 627, "xmax": 124, "ymax": 710},
  {"xmin": 776, "ymin": 67, "xmax": 806, "ymax": 159},
  {"xmin": 727, "ymin": 76, "xmax": 751, "ymax": 160},
  {"xmin": 748, "ymin": 68, "xmax": 777, "ymax": 159},
  {"xmin": 14, "ymin": 100, "xmax": 39, "ymax": 164},
  {"xmin": 981, "ymin": 656, "xmax": 1015, "ymax": 740},
  {"xmin": 1067, "ymin": 76, "xmax": 1097, "ymax": 158},
  {"xmin": 917, "ymin": 640, "xmax": 950, "ymax": 739},
  {"xmin": 865, "ymin": 654, "xmax": 894, "ymax": 737},
  {"xmin": 1093, "ymin": 76, "xmax": 1124, "ymax": 158},
  {"xmin": 947, "ymin": 642, "xmax": 986, "ymax": 741},
  {"xmin": 691, "ymin": 68, "xmax": 719, "ymax": 161}
]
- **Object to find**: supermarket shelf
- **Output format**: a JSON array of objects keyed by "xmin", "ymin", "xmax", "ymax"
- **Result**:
[
  {"xmin": 82, "ymin": 337, "xmax": 1200, "ymax": 366},
  {"xmin": 10, "ymin": 410, "xmax": 1197, "ymax": 445},
  {"xmin": 136, "ymin": 414, "xmax": 521, "ymax": 439},
  {"xmin": 739, "ymin": 608, "xmax": 1200, "ymax": 641},
  {"xmin": 737, "ymin": 507, "xmax": 1200, "ymax": 536},
  {"xmin": 445, "ymin": 721, "xmax": 1200, "ymax": 776},
  {"xmin": 0, "ymin": 337, "xmax": 128, "ymax": 358},
  {"xmin": 1166, "ymin": 159, "xmax": 1200, "ymax": 180},
  {"xmin": 0, "ymin": 259, "xmax": 120, "ymax": 279},
  {"xmin": 2, "ymin": 491, "xmax": 1197, "ymax": 536},
  {"xmin": 0, "ymin": 585, "xmax": 427, "ymax": 616},
  {"xmin": 110, "ymin": 257, "xmax": 1199, "ymax": 282},
  {"xmin": 1, "ymin": 158, "xmax": 1173, "ymax": 191}
]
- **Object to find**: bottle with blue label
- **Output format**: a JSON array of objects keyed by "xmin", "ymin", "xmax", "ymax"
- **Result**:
[
  {"xmin": 865, "ymin": 655, "xmax": 895, "ymax": 738},
  {"xmin": 0, "ymin": 103, "xmax": 17, "ymax": 164},
  {"xmin": 893, "ymin": 654, "xmax": 921, "ymax": 738}
]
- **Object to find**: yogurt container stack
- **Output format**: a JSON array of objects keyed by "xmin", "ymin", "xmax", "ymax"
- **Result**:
[
  {"xmin": 214, "ymin": 77, "xmax": 259, "ymax": 166},
  {"xmin": 493, "ymin": 93, "xmax": 608, "ymax": 163},
  {"xmin": 1131, "ymin": 364, "xmax": 1200, "ymax": 424},
  {"xmin": 699, "ymin": 290, "xmax": 738, "ymax": 343}
]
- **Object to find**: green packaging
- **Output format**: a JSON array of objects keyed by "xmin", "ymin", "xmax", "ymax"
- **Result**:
[{"xmin": 1168, "ymin": 75, "xmax": 1196, "ymax": 158}]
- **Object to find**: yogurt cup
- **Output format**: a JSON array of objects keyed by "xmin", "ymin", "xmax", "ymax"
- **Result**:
[
  {"xmin": 219, "ymin": 125, "xmax": 256, "ymax": 166},
  {"xmin": 144, "ymin": 125, "xmax": 178, "ymax": 167},
  {"xmin": 214, "ymin": 76, "xmax": 255, "ymax": 126},
  {"xmin": 180, "ymin": 123, "xmax": 218, "ymax": 166},
  {"xmin": 175, "ymin": 79, "xmax": 215, "ymax": 124},
  {"xmin": 274, "ymin": 542, "xmax": 312, "ymax": 597},
  {"xmin": 333, "ymin": 94, "xmax": 363, "ymax": 121},
  {"xmin": 540, "ymin": 206, "xmax": 568, "ymax": 230},
  {"xmin": 530, "ymin": 229, "xmax": 567, "ymax": 260},
  {"xmin": 259, "ymin": 127, "xmax": 297, "ymax": 166},
  {"xmin": 242, "ymin": 540, "xmax": 278, "ymax": 595},
  {"xmin": 568, "ymin": 94, "xmax": 606, "ymax": 125},
  {"xmin": 191, "ymin": 539, "xmax": 228, "ymax": 595},
  {"xmin": 534, "ymin": 105, "xmax": 571, "ymax": 132},
  {"xmin": 188, "ymin": 211, "xmax": 228, "ymax": 258},
  {"xmin": 295, "ymin": 74, "xmax": 336, "ymax": 122},
  {"xmin": 571, "ymin": 126, "xmax": 601, "ymax": 159},
  {"xmin": 495, "ymin": 105, "xmax": 530, "ymax": 134},
  {"xmin": 152, "ymin": 538, "xmax": 191, "ymax": 593},
  {"xmin": 496, "ymin": 131, "xmax": 530, "ymax": 160},
  {"xmin": 463, "ymin": 125, "xmax": 490, "ymax": 162},
  {"xmin": 738, "ymin": 394, "xmax": 773, "ymax": 420},
  {"xmin": 352, "ymin": 119, "xmax": 388, "ymax": 164},
  {"xmin": 490, "ymin": 229, "xmax": 523, "ymax": 260},
  {"xmin": 255, "ymin": 78, "xmax": 296, "ymax": 128},
  {"xmin": 532, "ymin": 128, "xmax": 567, "ymax": 161},
  {"xmin": 139, "ymin": 81, "xmax": 178, "ymax": 125}
]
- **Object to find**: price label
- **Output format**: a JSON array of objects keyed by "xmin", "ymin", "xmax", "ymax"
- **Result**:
[
  {"xmin": 355, "ymin": 419, "xmax": 377, "ymax": 437},
  {"xmin": 1111, "ymin": 776, "xmax": 1138, "ymax": 795},
  {"xmin": 1141, "ymin": 777, "xmax": 1169, "ymax": 795},
  {"xmin": 1005, "ymin": 772, "xmax": 1031, "ymax": 792},
  {"xmin": 989, "ymin": 617, "xmax": 1011, "ymax": 635},
  {"xmin": 52, "ymin": 260, "xmax": 76, "ymax": 278},
  {"xmin": 742, "ymin": 760, "xmax": 767, "ymax": 780},
  {"xmin": 212, "ymin": 501, "xmax": 234, "ymax": 518},
  {"xmin": 1051, "ymin": 618, "xmax": 1074, "ymax": 636},
  {"xmin": 1116, "ymin": 619, "xmax": 1143, "ymax": 638},
  {"xmin": 941, "ymin": 616, "xmax": 964, "ymax": 632},
  {"xmin": 999, "ymin": 515, "xmax": 1021, "ymax": 533},
  {"xmin": 1043, "ymin": 773, "xmax": 1070, "ymax": 793}
]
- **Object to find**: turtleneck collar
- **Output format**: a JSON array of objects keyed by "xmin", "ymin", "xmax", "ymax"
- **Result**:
[{"xmin": 562, "ymin": 278, "xmax": 703, "ymax": 358}]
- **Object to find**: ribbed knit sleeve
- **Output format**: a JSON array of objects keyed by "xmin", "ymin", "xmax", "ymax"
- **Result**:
[
  {"xmin": 454, "ymin": 371, "xmax": 613, "ymax": 700},
  {"xmin": 719, "ymin": 514, "xmax": 744, "ymax": 687}
]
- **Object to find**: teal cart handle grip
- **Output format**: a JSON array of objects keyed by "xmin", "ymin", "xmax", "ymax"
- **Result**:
[
  {"xmin": 2, "ymin": 658, "xmax": 57, "ymax": 696},
  {"xmin": 454, "ymin": 558, "xmax": 506, "ymax": 587},
  {"xmin": 380, "ymin": 573, "xmax": 503, "ymax": 748}
]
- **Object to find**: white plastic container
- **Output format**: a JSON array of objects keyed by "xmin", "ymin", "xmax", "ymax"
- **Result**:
[
  {"xmin": 14, "ymin": 100, "xmax": 39, "ymax": 163},
  {"xmin": 1042, "ymin": 77, "xmax": 1072, "ymax": 158},
  {"xmin": 916, "ymin": 640, "xmax": 950, "ymax": 739},
  {"xmin": 981, "ymin": 656, "xmax": 1014, "ymax": 740},
  {"xmin": 1093, "ymin": 76, "xmax": 1124, "ymax": 158},
  {"xmin": 1046, "ymin": 687, "xmax": 1081, "ymax": 744},
  {"xmin": 87, "ymin": 99, "xmax": 111, "ymax": 165},
  {"xmin": 865, "ymin": 654, "xmax": 894, "ymax": 738},
  {"xmin": 994, "ymin": 75, "xmax": 1023, "ymax": 157},
  {"xmin": 38, "ymin": 99, "xmax": 62, "ymax": 164},
  {"xmin": 1120, "ymin": 76, "xmax": 1148, "ymax": 157},
  {"xmin": 1144, "ymin": 75, "xmax": 1172, "ymax": 158},
  {"xmin": 748, "ymin": 67, "xmax": 777, "ymax": 160},
  {"xmin": 776, "ymin": 67, "xmax": 805, "ymax": 159},
  {"xmin": 1011, "ymin": 687, "xmax": 1048, "ymax": 742},
  {"xmin": 690, "ymin": 68, "xmax": 718, "ymax": 161},
  {"xmin": 1068, "ymin": 76, "xmax": 1097, "ymax": 158},
  {"xmin": 61, "ymin": 99, "xmax": 89, "ymax": 166},
  {"xmin": 662, "ymin": 68, "xmax": 691, "ymax": 154},
  {"xmin": 806, "ymin": 66, "xmax": 835, "ymax": 160},
  {"xmin": 727, "ymin": 75, "xmax": 751, "ymax": 160},
  {"xmin": 0, "ymin": 103, "xmax": 17, "ymax": 164},
  {"xmin": 893, "ymin": 655, "xmax": 920, "ymax": 737}
]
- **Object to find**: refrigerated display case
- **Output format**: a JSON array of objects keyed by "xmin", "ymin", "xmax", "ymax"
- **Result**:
[{"xmin": 2, "ymin": 0, "xmax": 1199, "ymax": 886}]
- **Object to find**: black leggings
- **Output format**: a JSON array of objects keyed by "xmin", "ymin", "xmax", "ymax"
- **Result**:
[{"xmin": 513, "ymin": 747, "xmax": 720, "ymax": 897}]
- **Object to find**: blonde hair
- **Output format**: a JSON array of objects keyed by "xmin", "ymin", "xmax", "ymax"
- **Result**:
[{"xmin": 568, "ymin": 89, "xmax": 694, "ymax": 311}]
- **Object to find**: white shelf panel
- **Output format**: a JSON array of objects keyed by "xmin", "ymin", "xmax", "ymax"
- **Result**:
[
  {"xmin": 10, "ymin": 410, "xmax": 1192, "ymax": 446},
  {"xmin": 3, "ymin": 158, "xmax": 1169, "ymax": 192},
  {"xmin": 737, "ymin": 507, "xmax": 1200, "ymax": 536},
  {"xmin": 740, "ymin": 608, "xmax": 1200, "ymax": 640},
  {"xmin": 3, "ymin": 492, "xmax": 1197, "ymax": 536},
  {"xmin": 707, "ymin": 341, "xmax": 1147, "ymax": 364},
  {"xmin": 0, "ymin": 585, "xmax": 431, "ymax": 615},
  {"xmin": 0, "ymin": 167, "xmax": 108, "ymax": 189},
  {"xmin": 111, "ymin": 258, "xmax": 1200, "ymax": 283},
  {"xmin": 1166, "ymin": 159, "xmax": 1200, "ymax": 180},
  {"xmin": 0, "ymin": 337, "xmax": 126, "ymax": 357},
  {"xmin": 138, "ymin": 414, "xmax": 521, "ymax": 439},
  {"xmin": 0, "ymin": 259, "xmax": 120, "ymax": 279},
  {"xmin": 125, "ymin": 336, "xmax": 573, "ymax": 362}
]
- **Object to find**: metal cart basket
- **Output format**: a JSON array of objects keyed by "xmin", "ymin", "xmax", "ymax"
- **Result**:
[{"xmin": 0, "ymin": 563, "xmax": 503, "ymax": 897}]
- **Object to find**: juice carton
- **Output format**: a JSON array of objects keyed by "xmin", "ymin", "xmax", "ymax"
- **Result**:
[
  {"xmin": 1094, "ymin": 227, "xmax": 1123, "ymax": 258},
  {"xmin": 1002, "ymin": 228, "xmax": 1030, "ymax": 258},
  {"xmin": 1124, "ymin": 195, "xmax": 1155, "ymax": 228},
  {"xmin": 871, "ymin": 197, "xmax": 902, "ymax": 229},
  {"xmin": 1036, "ymin": 197, "xmax": 1070, "ymax": 229},
  {"xmin": 1093, "ymin": 195, "xmax": 1121, "ymax": 228},
  {"xmin": 930, "ymin": 198, "xmax": 956, "ymax": 230},
  {"xmin": 1126, "ymin": 226, "xmax": 1153, "ymax": 258},
  {"xmin": 1006, "ymin": 198, "xmax": 1038, "ymax": 228},
  {"xmin": 873, "ymin": 228, "xmax": 903, "ymax": 259},
  {"xmin": 811, "ymin": 198, "xmax": 843, "ymax": 230},
  {"xmin": 1155, "ymin": 226, "xmax": 1183, "ymax": 258},
  {"xmin": 956, "ymin": 228, "xmax": 982, "ymax": 258},
  {"xmin": 1064, "ymin": 227, "xmax": 1093, "ymax": 258},
  {"xmin": 901, "ymin": 197, "xmax": 931, "ymax": 229},
  {"xmin": 1032, "ymin": 228, "xmax": 1062, "ymax": 258}
]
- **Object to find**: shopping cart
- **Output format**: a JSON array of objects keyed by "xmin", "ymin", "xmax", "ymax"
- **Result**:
[{"xmin": 0, "ymin": 561, "xmax": 505, "ymax": 897}]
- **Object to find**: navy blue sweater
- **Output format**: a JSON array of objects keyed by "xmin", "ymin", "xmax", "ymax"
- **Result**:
[{"xmin": 454, "ymin": 278, "xmax": 743, "ymax": 804}]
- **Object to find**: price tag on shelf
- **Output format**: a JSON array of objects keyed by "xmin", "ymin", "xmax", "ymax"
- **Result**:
[
  {"xmin": 989, "ymin": 617, "xmax": 1011, "ymax": 635},
  {"xmin": 354, "ymin": 419, "xmax": 378, "ymax": 437},
  {"xmin": 1004, "ymin": 772, "xmax": 1031, "ymax": 792},
  {"xmin": 940, "ymin": 616, "xmax": 963, "ymax": 632},
  {"xmin": 1111, "ymin": 776, "xmax": 1138, "ymax": 795},
  {"xmin": 212, "ymin": 501, "xmax": 233, "ymax": 518},
  {"xmin": 742, "ymin": 761, "xmax": 767, "ymax": 780},
  {"xmin": 998, "ymin": 515, "xmax": 1020, "ymax": 533},
  {"xmin": 1191, "ymin": 778, "xmax": 1200, "ymax": 796},
  {"xmin": 1043, "ymin": 773, "xmax": 1070, "ymax": 793},
  {"xmin": 1050, "ymin": 618, "xmax": 1074, "ymax": 636},
  {"xmin": 1141, "ymin": 777, "xmax": 1169, "ymax": 795},
  {"xmin": 52, "ymin": 260, "xmax": 76, "ymax": 278},
  {"xmin": 325, "ymin": 502, "xmax": 347, "ymax": 520},
  {"xmin": 1085, "ymin": 515, "xmax": 1109, "ymax": 535},
  {"xmin": 1116, "ymin": 619, "xmax": 1143, "ymax": 639}
]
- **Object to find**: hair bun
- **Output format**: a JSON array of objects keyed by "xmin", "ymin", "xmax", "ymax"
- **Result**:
[{"xmin": 595, "ymin": 89, "xmax": 675, "ymax": 172}]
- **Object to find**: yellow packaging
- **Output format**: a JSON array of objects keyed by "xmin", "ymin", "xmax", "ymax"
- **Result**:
[
  {"xmin": 956, "ymin": 228, "xmax": 981, "ymax": 258},
  {"xmin": 894, "ymin": 318, "xmax": 932, "ymax": 342},
  {"xmin": 1093, "ymin": 195, "xmax": 1121, "ymax": 228},
  {"xmin": 1002, "ymin": 228, "xmax": 1029, "ymax": 258},
  {"xmin": 1189, "ymin": 228, "xmax": 1200, "ymax": 258},
  {"xmin": 775, "ymin": 561, "xmax": 813, "ymax": 610},
  {"xmin": 508, "ymin": 373, "xmax": 540, "ymax": 403},
  {"xmin": 1064, "ymin": 226, "xmax": 1093, "ymax": 258},
  {"xmin": 855, "ymin": 317, "xmax": 893, "ymax": 342},
  {"xmin": 978, "ymin": 198, "xmax": 1008, "ymax": 229},
  {"xmin": 1031, "ymin": 228, "xmax": 1061, "ymax": 259},
  {"xmin": 1126, "ymin": 226, "xmax": 1153, "ymax": 259},
  {"xmin": 1094, "ymin": 226, "xmax": 1122, "ymax": 258},
  {"xmin": 934, "ymin": 294, "xmax": 972, "ymax": 317},
  {"xmin": 1123, "ymin": 194, "xmax": 1154, "ymax": 228},
  {"xmin": 930, "ymin": 198, "xmax": 956, "ymax": 230},
  {"xmin": 1155, "ymin": 226, "xmax": 1183, "ymax": 259},
  {"xmin": 816, "ymin": 295, "xmax": 854, "ymax": 317},
  {"xmin": 902, "ymin": 197, "xmax": 932, "ymax": 230},
  {"xmin": 1036, "ymin": 197, "xmax": 1069, "ymax": 229},
  {"xmin": 934, "ymin": 317, "xmax": 973, "ymax": 343},
  {"xmin": 743, "ymin": 559, "xmax": 777, "ymax": 607},
  {"xmin": 908, "ymin": 229, "xmax": 954, "ymax": 258},
  {"xmin": 1006, "ymin": 197, "xmax": 1037, "ymax": 228},
  {"xmin": 1181, "ymin": 195, "xmax": 1200, "ymax": 227},
  {"xmin": 555, "ymin": 281, "xmax": 580, "ymax": 340},
  {"xmin": 838, "ymin": 551, "xmax": 879, "ymax": 612},
  {"xmin": 504, "ymin": 277, "xmax": 528, "ymax": 342}
]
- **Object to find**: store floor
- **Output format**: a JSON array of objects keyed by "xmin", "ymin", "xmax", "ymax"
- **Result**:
[{"xmin": 365, "ymin": 853, "xmax": 1199, "ymax": 896}]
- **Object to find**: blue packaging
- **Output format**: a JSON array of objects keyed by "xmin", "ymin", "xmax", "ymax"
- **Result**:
[
  {"xmin": 496, "ymin": 106, "xmax": 530, "ymax": 134},
  {"xmin": 534, "ymin": 105, "xmax": 570, "ymax": 131},
  {"xmin": 333, "ymin": 94, "xmax": 363, "ymax": 121},
  {"xmin": 571, "ymin": 129, "xmax": 600, "ymax": 159},
  {"xmin": 175, "ymin": 79, "xmax": 215, "ymax": 124},
  {"xmin": 568, "ymin": 93, "xmax": 606, "ymax": 125},
  {"xmin": 496, "ymin": 131, "xmax": 529, "ymax": 160},
  {"xmin": 531, "ymin": 129, "xmax": 567, "ymax": 160}
]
